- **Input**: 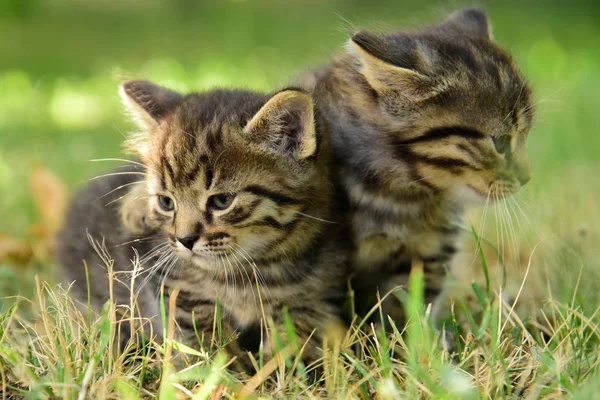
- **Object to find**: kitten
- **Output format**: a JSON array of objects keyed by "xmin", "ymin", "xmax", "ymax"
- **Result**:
[
  {"xmin": 301, "ymin": 8, "xmax": 534, "ymax": 326},
  {"xmin": 56, "ymin": 82, "xmax": 348, "ymax": 364}
]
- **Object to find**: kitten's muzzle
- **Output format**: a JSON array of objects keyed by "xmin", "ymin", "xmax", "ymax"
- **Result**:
[
  {"xmin": 516, "ymin": 168, "xmax": 531, "ymax": 186},
  {"xmin": 177, "ymin": 235, "xmax": 199, "ymax": 250}
]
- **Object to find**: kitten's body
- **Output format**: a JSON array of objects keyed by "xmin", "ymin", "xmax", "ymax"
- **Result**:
[
  {"xmin": 57, "ymin": 168, "xmax": 164, "ymax": 342},
  {"xmin": 57, "ymin": 86, "xmax": 348, "ymax": 362},
  {"xmin": 299, "ymin": 9, "xmax": 534, "ymax": 323}
]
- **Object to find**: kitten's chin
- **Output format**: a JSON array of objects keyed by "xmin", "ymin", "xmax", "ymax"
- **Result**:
[
  {"xmin": 171, "ymin": 248, "xmax": 230, "ymax": 264},
  {"xmin": 450, "ymin": 182, "xmax": 521, "ymax": 205},
  {"xmin": 448, "ymin": 184, "xmax": 489, "ymax": 206}
]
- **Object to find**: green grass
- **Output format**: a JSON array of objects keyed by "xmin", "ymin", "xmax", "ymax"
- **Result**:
[
  {"xmin": 1, "ymin": 0, "xmax": 600, "ymax": 398},
  {"xmin": 1, "ymin": 252, "xmax": 599, "ymax": 398}
]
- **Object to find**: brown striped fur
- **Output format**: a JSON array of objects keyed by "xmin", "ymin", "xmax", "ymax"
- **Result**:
[
  {"xmin": 57, "ymin": 82, "xmax": 348, "ymax": 365},
  {"xmin": 300, "ymin": 9, "xmax": 535, "ymax": 327}
]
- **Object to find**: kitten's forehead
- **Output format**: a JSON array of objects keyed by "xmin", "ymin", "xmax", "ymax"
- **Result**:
[
  {"xmin": 154, "ymin": 90, "xmax": 270, "ymax": 159},
  {"xmin": 420, "ymin": 37, "xmax": 533, "ymax": 131},
  {"xmin": 170, "ymin": 90, "xmax": 269, "ymax": 134},
  {"xmin": 148, "ymin": 90, "xmax": 300, "ymax": 190}
]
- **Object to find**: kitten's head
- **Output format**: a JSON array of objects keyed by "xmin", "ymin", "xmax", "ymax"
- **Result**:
[
  {"xmin": 346, "ymin": 8, "xmax": 533, "ymax": 203},
  {"xmin": 120, "ymin": 81, "xmax": 329, "ymax": 268}
]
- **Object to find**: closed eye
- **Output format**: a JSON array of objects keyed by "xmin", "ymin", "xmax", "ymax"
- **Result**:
[{"xmin": 492, "ymin": 135, "xmax": 511, "ymax": 154}]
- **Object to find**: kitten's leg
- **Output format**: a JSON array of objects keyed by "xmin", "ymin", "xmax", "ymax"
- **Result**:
[
  {"xmin": 375, "ymin": 259, "xmax": 448, "ymax": 333},
  {"xmin": 169, "ymin": 298, "xmax": 250, "ymax": 367},
  {"xmin": 378, "ymin": 273, "xmax": 410, "ymax": 330},
  {"xmin": 119, "ymin": 182, "xmax": 160, "ymax": 235},
  {"xmin": 422, "ymin": 259, "xmax": 449, "ymax": 319},
  {"xmin": 268, "ymin": 302, "xmax": 346, "ymax": 367}
]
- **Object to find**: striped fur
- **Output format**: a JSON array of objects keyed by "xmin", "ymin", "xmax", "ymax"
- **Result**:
[
  {"xmin": 57, "ymin": 83, "xmax": 349, "ymax": 364},
  {"xmin": 300, "ymin": 9, "xmax": 535, "ymax": 326}
]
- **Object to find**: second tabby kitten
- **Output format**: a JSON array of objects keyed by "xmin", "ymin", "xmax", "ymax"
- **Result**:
[
  {"xmin": 302, "ymin": 9, "xmax": 534, "ymax": 326},
  {"xmin": 57, "ymin": 82, "xmax": 348, "ymax": 363}
]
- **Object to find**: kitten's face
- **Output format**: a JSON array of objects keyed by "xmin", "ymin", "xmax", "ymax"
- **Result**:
[
  {"xmin": 120, "ymin": 83, "xmax": 326, "ymax": 267},
  {"xmin": 348, "ymin": 8, "xmax": 533, "ymax": 203}
]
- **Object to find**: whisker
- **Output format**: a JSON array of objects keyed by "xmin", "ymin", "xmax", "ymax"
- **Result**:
[
  {"xmin": 472, "ymin": 185, "xmax": 492, "ymax": 265},
  {"xmin": 230, "ymin": 243, "xmax": 271, "ymax": 298},
  {"xmin": 223, "ymin": 252, "xmax": 237, "ymax": 308},
  {"xmin": 229, "ymin": 248, "xmax": 261, "ymax": 318},
  {"xmin": 116, "ymin": 234, "xmax": 164, "ymax": 248},
  {"xmin": 94, "ymin": 180, "xmax": 145, "ymax": 202},
  {"xmin": 87, "ymin": 171, "xmax": 148, "ymax": 182},
  {"xmin": 292, "ymin": 210, "xmax": 338, "ymax": 224},
  {"xmin": 507, "ymin": 196, "xmax": 530, "ymax": 241},
  {"xmin": 502, "ymin": 196, "xmax": 518, "ymax": 259},
  {"xmin": 105, "ymin": 192, "xmax": 151, "ymax": 207},
  {"xmin": 90, "ymin": 158, "xmax": 148, "ymax": 169},
  {"xmin": 493, "ymin": 184, "xmax": 504, "ymax": 265}
]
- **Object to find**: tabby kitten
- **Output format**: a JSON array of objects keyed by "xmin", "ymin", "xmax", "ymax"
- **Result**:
[
  {"xmin": 57, "ymin": 81, "xmax": 348, "ymax": 363},
  {"xmin": 304, "ymin": 9, "xmax": 534, "ymax": 326}
]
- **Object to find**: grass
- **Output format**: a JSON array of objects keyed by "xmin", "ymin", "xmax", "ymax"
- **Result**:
[
  {"xmin": 1, "ymin": 0, "xmax": 600, "ymax": 398},
  {"xmin": 1, "ymin": 244, "xmax": 599, "ymax": 398}
]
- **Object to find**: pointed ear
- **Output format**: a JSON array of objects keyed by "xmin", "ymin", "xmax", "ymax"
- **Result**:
[
  {"xmin": 440, "ymin": 8, "xmax": 493, "ymax": 40},
  {"xmin": 119, "ymin": 80, "xmax": 183, "ymax": 129},
  {"xmin": 243, "ymin": 90, "xmax": 316, "ymax": 161},
  {"xmin": 347, "ymin": 33, "xmax": 437, "ymax": 100}
]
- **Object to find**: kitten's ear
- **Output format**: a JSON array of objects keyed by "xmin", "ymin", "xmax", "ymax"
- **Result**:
[
  {"xmin": 119, "ymin": 80, "xmax": 183, "ymax": 129},
  {"xmin": 439, "ymin": 8, "xmax": 493, "ymax": 40},
  {"xmin": 348, "ymin": 32, "xmax": 436, "ymax": 100},
  {"xmin": 243, "ymin": 90, "xmax": 316, "ymax": 161}
]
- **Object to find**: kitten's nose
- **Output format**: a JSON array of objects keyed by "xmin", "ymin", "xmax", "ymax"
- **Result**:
[
  {"xmin": 517, "ymin": 171, "xmax": 531, "ymax": 186},
  {"xmin": 177, "ymin": 235, "xmax": 199, "ymax": 250}
]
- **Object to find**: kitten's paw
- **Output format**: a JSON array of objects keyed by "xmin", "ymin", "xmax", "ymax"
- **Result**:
[{"xmin": 119, "ymin": 184, "xmax": 157, "ymax": 235}]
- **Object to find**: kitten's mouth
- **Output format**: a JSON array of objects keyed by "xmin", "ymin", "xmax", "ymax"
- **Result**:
[
  {"xmin": 457, "ymin": 183, "xmax": 518, "ymax": 204},
  {"xmin": 192, "ymin": 249, "xmax": 231, "ymax": 258},
  {"xmin": 168, "ymin": 244, "xmax": 232, "ymax": 260},
  {"xmin": 486, "ymin": 181, "xmax": 521, "ymax": 201}
]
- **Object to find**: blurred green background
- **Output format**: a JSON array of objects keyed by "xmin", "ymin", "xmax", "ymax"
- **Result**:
[{"xmin": 0, "ymin": 0, "xmax": 599, "ymax": 301}]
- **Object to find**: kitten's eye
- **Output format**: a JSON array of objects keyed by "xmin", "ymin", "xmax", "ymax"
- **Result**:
[
  {"xmin": 208, "ymin": 193, "xmax": 236, "ymax": 211},
  {"xmin": 492, "ymin": 135, "xmax": 511, "ymax": 154},
  {"xmin": 158, "ymin": 195, "xmax": 175, "ymax": 211}
]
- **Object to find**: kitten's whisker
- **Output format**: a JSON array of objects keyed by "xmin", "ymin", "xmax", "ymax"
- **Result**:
[
  {"xmin": 506, "ymin": 197, "xmax": 527, "ymax": 237},
  {"xmin": 236, "ymin": 251, "xmax": 258, "ymax": 309},
  {"xmin": 223, "ymin": 252, "xmax": 238, "ymax": 308},
  {"xmin": 137, "ymin": 242, "xmax": 168, "ymax": 262},
  {"xmin": 153, "ymin": 254, "xmax": 177, "ymax": 297},
  {"xmin": 139, "ymin": 251, "xmax": 175, "ymax": 294},
  {"xmin": 211, "ymin": 149, "xmax": 227, "ymax": 171},
  {"xmin": 502, "ymin": 109, "xmax": 515, "ymax": 124},
  {"xmin": 407, "ymin": 175, "xmax": 434, "ymax": 186},
  {"xmin": 493, "ymin": 184, "xmax": 504, "ymax": 264},
  {"xmin": 292, "ymin": 210, "xmax": 338, "ymax": 224},
  {"xmin": 227, "ymin": 248, "xmax": 260, "ymax": 317},
  {"xmin": 116, "ymin": 234, "xmax": 163, "ymax": 248},
  {"xmin": 218, "ymin": 253, "xmax": 230, "ymax": 302},
  {"xmin": 472, "ymin": 185, "xmax": 493, "ymax": 265},
  {"xmin": 502, "ymin": 197, "xmax": 518, "ymax": 259},
  {"xmin": 87, "ymin": 172, "xmax": 148, "ymax": 183},
  {"xmin": 230, "ymin": 243, "xmax": 271, "ymax": 298},
  {"xmin": 137, "ymin": 243, "xmax": 171, "ymax": 269},
  {"xmin": 507, "ymin": 197, "xmax": 531, "ymax": 240},
  {"xmin": 90, "ymin": 158, "xmax": 148, "ymax": 170},
  {"xmin": 511, "ymin": 195, "xmax": 538, "ymax": 235},
  {"xmin": 499, "ymin": 187, "xmax": 510, "ymax": 261},
  {"xmin": 105, "ymin": 192, "xmax": 151, "ymax": 207},
  {"xmin": 94, "ymin": 180, "xmax": 145, "ymax": 202}
]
